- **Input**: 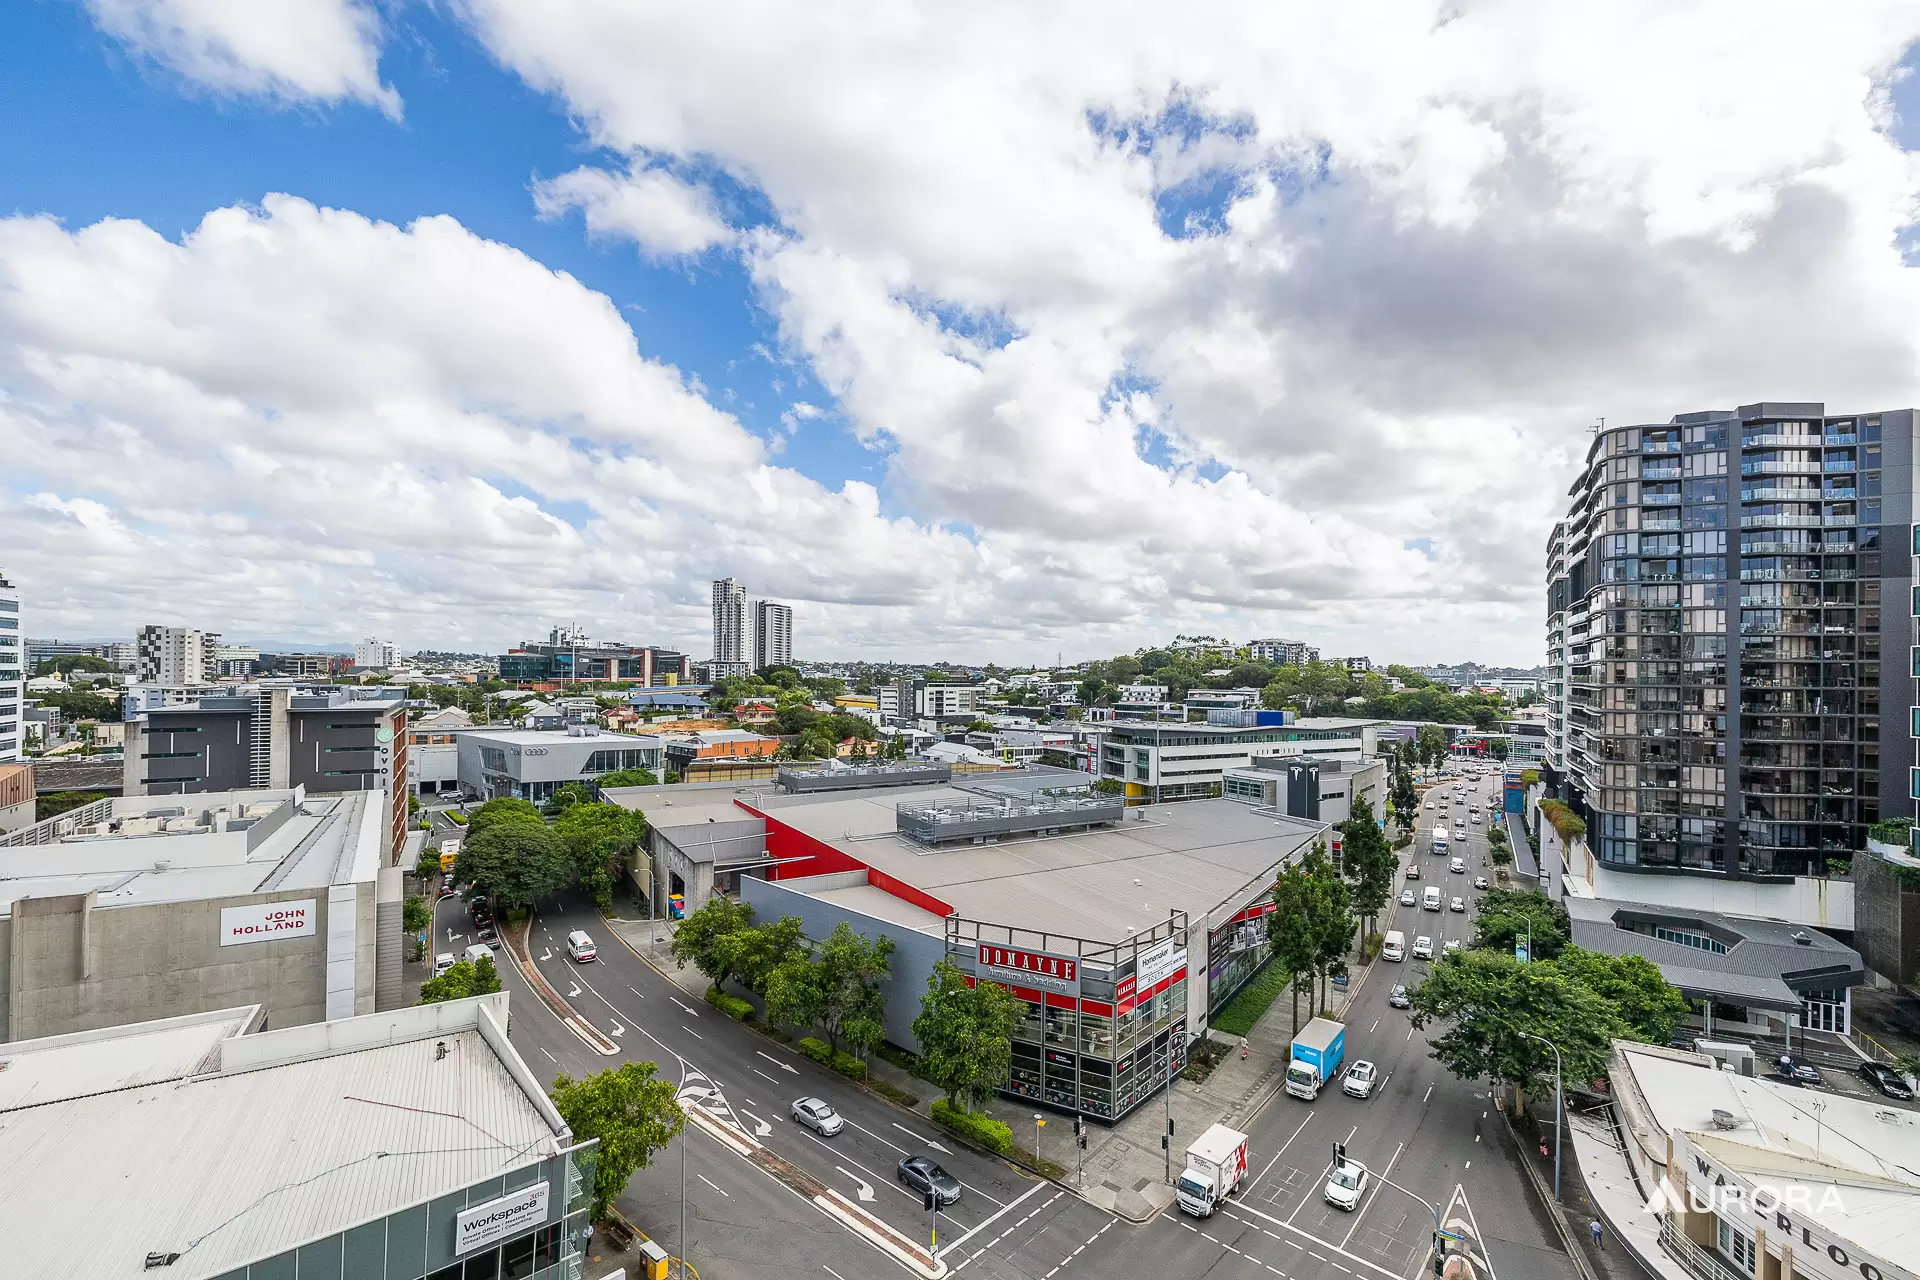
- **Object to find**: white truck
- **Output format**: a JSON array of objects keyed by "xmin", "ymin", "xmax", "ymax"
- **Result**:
[{"xmin": 1176, "ymin": 1124, "xmax": 1249, "ymax": 1217}]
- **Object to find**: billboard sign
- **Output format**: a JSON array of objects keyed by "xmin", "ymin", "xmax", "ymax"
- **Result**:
[
  {"xmin": 977, "ymin": 944, "xmax": 1080, "ymax": 996},
  {"xmin": 456, "ymin": 1183, "xmax": 550, "ymax": 1256},
  {"xmin": 219, "ymin": 899, "xmax": 317, "ymax": 946}
]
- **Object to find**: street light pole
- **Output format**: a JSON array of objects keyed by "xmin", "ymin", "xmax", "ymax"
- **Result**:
[
  {"xmin": 679, "ymin": 1122, "xmax": 688, "ymax": 1280},
  {"xmin": 1519, "ymin": 1030, "xmax": 1563, "ymax": 1203}
]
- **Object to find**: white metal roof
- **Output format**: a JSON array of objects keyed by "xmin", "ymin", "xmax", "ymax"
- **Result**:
[{"xmin": 0, "ymin": 994, "xmax": 569, "ymax": 1279}]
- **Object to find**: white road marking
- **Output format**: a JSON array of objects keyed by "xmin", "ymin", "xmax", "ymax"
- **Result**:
[
  {"xmin": 1221, "ymin": 1201, "xmax": 1408, "ymax": 1280},
  {"xmin": 629, "ymin": 986, "xmax": 647, "ymax": 998},
  {"xmin": 1423, "ymin": 1084, "xmax": 1433, "ymax": 1102},
  {"xmin": 1340, "ymin": 1140, "xmax": 1404, "ymax": 1247},
  {"xmin": 671, "ymin": 996, "xmax": 701, "ymax": 1017},
  {"xmin": 1465, "ymin": 1161, "xmax": 1471, "ymax": 1170},
  {"xmin": 758, "ymin": 1050, "xmax": 800, "ymax": 1075},
  {"xmin": 823, "ymin": 1268, "xmax": 848, "ymax": 1280},
  {"xmin": 539, "ymin": 1047, "xmax": 556, "ymax": 1064},
  {"xmin": 1408, "ymin": 1027, "xmax": 1416, "ymax": 1042},
  {"xmin": 684, "ymin": 1025, "xmax": 703, "ymax": 1039},
  {"xmin": 754, "ymin": 1068, "xmax": 782, "ymax": 1085},
  {"xmin": 892, "ymin": 1121, "xmax": 952, "ymax": 1153},
  {"xmin": 936, "ymin": 1185, "xmax": 1054, "ymax": 1259},
  {"xmin": 1247, "ymin": 1112, "xmax": 1315, "ymax": 1192},
  {"xmin": 698, "ymin": 1174, "xmax": 729, "ymax": 1196}
]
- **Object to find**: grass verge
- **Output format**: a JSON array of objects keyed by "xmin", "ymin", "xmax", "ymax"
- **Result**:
[{"xmin": 1211, "ymin": 962, "xmax": 1296, "ymax": 1038}]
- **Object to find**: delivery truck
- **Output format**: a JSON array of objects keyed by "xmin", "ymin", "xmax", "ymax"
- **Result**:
[
  {"xmin": 1285, "ymin": 1017, "xmax": 1347, "ymax": 1100},
  {"xmin": 1176, "ymin": 1123, "xmax": 1249, "ymax": 1217}
]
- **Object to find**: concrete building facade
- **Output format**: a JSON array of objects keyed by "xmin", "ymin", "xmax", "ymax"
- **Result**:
[
  {"xmin": 135, "ymin": 624, "xmax": 219, "ymax": 685},
  {"xmin": 0, "ymin": 568, "xmax": 18, "ymax": 762},
  {"xmin": 712, "ymin": 577, "xmax": 748, "ymax": 665},
  {"xmin": 457, "ymin": 725, "xmax": 663, "ymax": 803},
  {"xmin": 0, "ymin": 787, "xmax": 394, "ymax": 1042},
  {"xmin": 752, "ymin": 599, "xmax": 793, "ymax": 669}
]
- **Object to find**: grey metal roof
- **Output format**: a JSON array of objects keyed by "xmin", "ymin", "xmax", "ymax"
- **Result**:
[{"xmin": 1565, "ymin": 896, "xmax": 1863, "ymax": 1010}]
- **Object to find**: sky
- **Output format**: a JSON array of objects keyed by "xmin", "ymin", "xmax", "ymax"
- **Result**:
[{"xmin": 3, "ymin": 3, "xmax": 1919, "ymax": 668}]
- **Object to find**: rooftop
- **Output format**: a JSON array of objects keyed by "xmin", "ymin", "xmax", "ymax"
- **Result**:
[
  {"xmin": 0, "ymin": 994, "xmax": 571, "ymax": 1280},
  {"xmin": 459, "ymin": 725, "xmax": 661, "ymax": 746},
  {"xmin": 1615, "ymin": 1043, "xmax": 1920, "ymax": 1270},
  {"xmin": 750, "ymin": 785, "xmax": 1327, "ymax": 943},
  {"xmin": 1566, "ymin": 897, "xmax": 1863, "ymax": 1011},
  {"xmin": 0, "ymin": 788, "xmax": 380, "ymax": 917}
]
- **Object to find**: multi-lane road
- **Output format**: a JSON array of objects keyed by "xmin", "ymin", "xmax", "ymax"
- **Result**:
[{"xmin": 441, "ymin": 765, "xmax": 1580, "ymax": 1280}]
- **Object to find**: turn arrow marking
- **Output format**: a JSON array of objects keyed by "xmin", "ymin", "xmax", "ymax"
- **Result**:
[
  {"xmin": 757, "ymin": 1051, "xmax": 799, "ymax": 1075},
  {"xmin": 609, "ymin": 1021, "xmax": 625, "ymax": 1038},
  {"xmin": 892, "ymin": 1122, "xmax": 950, "ymax": 1154},
  {"xmin": 739, "ymin": 1110, "xmax": 773, "ymax": 1137},
  {"xmin": 670, "ymin": 996, "xmax": 700, "ymax": 1018},
  {"xmin": 540, "ymin": 949, "xmax": 552, "ymax": 961},
  {"xmin": 836, "ymin": 1167, "xmax": 877, "ymax": 1203},
  {"xmin": 567, "ymin": 982, "xmax": 583, "ymax": 998}
]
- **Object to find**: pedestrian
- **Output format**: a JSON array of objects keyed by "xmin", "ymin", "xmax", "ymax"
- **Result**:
[{"xmin": 1590, "ymin": 1219, "xmax": 1603, "ymax": 1250}]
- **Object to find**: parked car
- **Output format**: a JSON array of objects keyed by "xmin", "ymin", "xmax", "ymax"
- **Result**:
[
  {"xmin": 1777, "ymin": 1055, "xmax": 1824, "ymax": 1086},
  {"xmin": 1387, "ymin": 985, "xmax": 1412, "ymax": 1009},
  {"xmin": 1343, "ymin": 1061, "xmax": 1379, "ymax": 1099},
  {"xmin": 791, "ymin": 1096, "xmax": 846, "ymax": 1135},
  {"xmin": 898, "ymin": 1156, "xmax": 961, "ymax": 1205},
  {"xmin": 1859, "ymin": 1062, "xmax": 1914, "ymax": 1100}
]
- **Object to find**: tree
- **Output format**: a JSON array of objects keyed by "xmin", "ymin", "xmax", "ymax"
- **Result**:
[
  {"xmin": 34, "ymin": 654, "xmax": 113, "ymax": 677},
  {"xmin": 671, "ymin": 896, "xmax": 758, "ymax": 987},
  {"xmin": 1472, "ymin": 889, "xmax": 1570, "ymax": 961},
  {"xmin": 1549, "ymin": 949, "xmax": 1691, "ymax": 1045},
  {"xmin": 414, "ymin": 845, "xmax": 445, "ymax": 883},
  {"xmin": 1416, "ymin": 723, "xmax": 1448, "ymax": 775},
  {"xmin": 402, "ymin": 894, "xmax": 431, "ymax": 935},
  {"xmin": 465, "ymin": 796, "xmax": 542, "ymax": 840},
  {"xmin": 35, "ymin": 790, "xmax": 104, "ymax": 822},
  {"xmin": 912, "ymin": 958, "xmax": 1016, "ymax": 1109},
  {"xmin": 41, "ymin": 689, "xmax": 120, "ymax": 722},
  {"xmin": 814, "ymin": 923, "xmax": 894, "ymax": 1057},
  {"xmin": 1267, "ymin": 857, "xmax": 1324, "ymax": 1035},
  {"xmin": 556, "ymin": 802, "xmax": 646, "ymax": 908},
  {"xmin": 1305, "ymin": 845, "xmax": 1354, "ymax": 1009},
  {"xmin": 421, "ymin": 953, "xmax": 503, "ymax": 1003},
  {"xmin": 543, "ymin": 781, "xmax": 595, "ymax": 817},
  {"xmin": 1091, "ymin": 777, "xmax": 1123, "ymax": 795},
  {"xmin": 597, "ymin": 767, "xmax": 660, "ymax": 788},
  {"xmin": 1339, "ymin": 800, "xmax": 1397, "ymax": 947},
  {"xmin": 550, "ymin": 1061, "xmax": 685, "ymax": 1218},
  {"xmin": 718, "ymin": 914, "xmax": 808, "ymax": 995},
  {"xmin": 1409, "ymin": 948, "xmax": 1624, "ymax": 1116},
  {"xmin": 452, "ymin": 819, "xmax": 572, "ymax": 911}
]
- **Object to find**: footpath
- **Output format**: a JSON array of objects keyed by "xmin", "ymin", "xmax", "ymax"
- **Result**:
[{"xmin": 600, "ymin": 910, "xmax": 1376, "ymax": 1224}]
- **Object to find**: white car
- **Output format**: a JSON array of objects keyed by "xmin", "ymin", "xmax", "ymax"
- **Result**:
[
  {"xmin": 1343, "ymin": 1060, "xmax": 1379, "ymax": 1099},
  {"xmin": 791, "ymin": 1096, "xmax": 845, "ymax": 1136},
  {"xmin": 1450, "ymin": 896, "xmax": 1466, "ymax": 913},
  {"xmin": 1400, "ymin": 888, "xmax": 1417, "ymax": 907},
  {"xmin": 1443, "ymin": 939, "xmax": 1462, "ymax": 955},
  {"xmin": 433, "ymin": 952, "xmax": 455, "ymax": 978},
  {"xmin": 1450, "ymin": 857, "xmax": 1466, "ymax": 874},
  {"xmin": 1324, "ymin": 1160, "xmax": 1370, "ymax": 1210},
  {"xmin": 1411, "ymin": 935, "xmax": 1434, "ymax": 959}
]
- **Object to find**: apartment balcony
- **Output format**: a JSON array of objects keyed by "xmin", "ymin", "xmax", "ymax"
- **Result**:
[
  {"xmin": 1741, "ymin": 485, "xmax": 1820, "ymax": 502},
  {"xmin": 1823, "ymin": 487, "xmax": 1857, "ymax": 500},
  {"xmin": 1822, "ymin": 513, "xmax": 1857, "ymax": 526},
  {"xmin": 1740, "ymin": 540, "xmax": 1818, "ymax": 555},
  {"xmin": 1741, "ymin": 432, "xmax": 1824, "ymax": 449},
  {"xmin": 1824, "ymin": 433, "xmax": 1858, "ymax": 446},
  {"xmin": 1641, "ymin": 440, "xmax": 1683, "ymax": 454},
  {"xmin": 1740, "ymin": 459, "xmax": 1822, "ymax": 476},
  {"xmin": 1738, "ymin": 567, "xmax": 1821, "ymax": 582},
  {"xmin": 1640, "ymin": 516, "xmax": 1682, "ymax": 532},
  {"xmin": 1824, "ymin": 568, "xmax": 1857, "ymax": 580},
  {"xmin": 1739, "ymin": 513, "xmax": 1818, "ymax": 529},
  {"xmin": 1823, "ymin": 459, "xmax": 1858, "ymax": 473}
]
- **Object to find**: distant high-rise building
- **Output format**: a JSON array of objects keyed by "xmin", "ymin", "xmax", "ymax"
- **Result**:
[
  {"xmin": 353, "ymin": 638, "xmax": 401, "ymax": 670},
  {"xmin": 752, "ymin": 600, "xmax": 793, "ymax": 669},
  {"xmin": 711, "ymin": 578, "xmax": 747, "ymax": 665},
  {"xmin": 0, "ymin": 569, "xmax": 21, "ymax": 762},
  {"xmin": 135, "ymin": 625, "xmax": 219, "ymax": 686}
]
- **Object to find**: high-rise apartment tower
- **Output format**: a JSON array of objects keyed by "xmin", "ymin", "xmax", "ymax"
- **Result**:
[
  {"xmin": 711, "ymin": 578, "xmax": 747, "ymax": 666},
  {"xmin": 752, "ymin": 600, "xmax": 793, "ymax": 669},
  {"xmin": 1545, "ymin": 402, "xmax": 1916, "ymax": 881},
  {"xmin": 135, "ymin": 625, "xmax": 220, "ymax": 686},
  {"xmin": 0, "ymin": 569, "xmax": 21, "ymax": 761}
]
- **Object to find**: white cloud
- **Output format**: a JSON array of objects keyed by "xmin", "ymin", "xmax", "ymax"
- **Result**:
[
  {"xmin": 86, "ymin": 0, "xmax": 399, "ymax": 116},
  {"xmin": 532, "ymin": 164, "xmax": 736, "ymax": 258},
  {"xmin": 448, "ymin": 1, "xmax": 1920, "ymax": 663}
]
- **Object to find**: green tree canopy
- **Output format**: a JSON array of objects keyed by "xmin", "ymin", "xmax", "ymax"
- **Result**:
[
  {"xmin": 1409, "ymin": 948, "xmax": 1624, "ymax": 1113},
  {"xmin": 1472, "ymin": 889, "xmax": 1571, "ymax": 961},
  {"xmin": 556, "ymin": 801, "xmax": 646, "ymax": 908},
  {"xmin": 912, "ymin": 957, "xmax": 1017, "ymax": 1110},
  {"xmin": 1267, "ymin": 851, "xmax": 1326, "ymax": 1034},
  {"xmin": 40, "ymin": 689, "xmax": 121, "ymax": 722},
  {"xmin": 35, "ymin": 790, "xmax": 105, "ymax": 822},
  {"xmin": 402, "ymin": 894, "xmax": 431, "ymax": 934},
  {"xmin": 1549, "ymin": 949, "xmax": 1691, "ymax": 1044},
  {"xmin": 717, "ymin": 914, "xmax": 808, "ymax": 995},
  {"xmin": 767, "ymin": 922, "xmax": 894, "ymax": 1057},
  {"xmin": 543, "ymin": 781, "xmax": 595, "ymax": 817},
  {"xmin": 670, "ymin": 896, "xmax": 757, "ymax": 987},
  {"xmin": 420, "ymin": 953, "xmax": 502, "ymax": 1003},
  {"xmin": 465, "ymin": 796, "xmax": 542, "ymax": 840},
  {"xmin": 1340, "ymin": 799, "xmax": 1398, "ymax": 944},
  {"xmin": 34, "ymin": 654, "xmax": 114, "ymax": 676},
  {"xmin": 452, "ymin": 819, "xmax": 572, "ymax": 910},
  {"xmin": 550, "ymin": 1061, "xmax": 685, "ymax": 1218},
  {"xmin": 596, "ymin": 768, "xmax": 660, "ymax": 788}
]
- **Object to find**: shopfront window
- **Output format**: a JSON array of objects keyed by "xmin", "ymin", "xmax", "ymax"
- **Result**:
[
  {"xmin": 1078, "ymin": 1006, "xmax": 1112, "ymax": 1056},
  {"xmin": 1044, "ymin": 1004, "xmax": 1078, "ymax": 1052}
]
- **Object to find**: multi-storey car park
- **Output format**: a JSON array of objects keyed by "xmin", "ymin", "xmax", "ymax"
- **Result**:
[{"xmin": 1544, "ymin": 402, "xmax": 1916, "ymax": 887}]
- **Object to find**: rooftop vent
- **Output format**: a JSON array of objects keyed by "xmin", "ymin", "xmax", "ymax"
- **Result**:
[
  {"xmin": 1790, "ymin": 930, "xmax": 1812, "ymax": 945},
  {"xmin": 1710, "ymin": 1109, "xmax": 1742, "ymax": 1130}
]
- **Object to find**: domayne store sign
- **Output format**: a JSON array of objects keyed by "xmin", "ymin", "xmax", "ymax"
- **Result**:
[{"xmin": 1672, "ymin": 1133, "xmax": 1916, "ymax": 1280}]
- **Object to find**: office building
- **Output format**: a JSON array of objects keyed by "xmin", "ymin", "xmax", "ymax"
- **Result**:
[
  {"xmin": 1544, "ymin": 404, "xmax": 1915, "ymax": 889},
  {"xmin": 712, "ymin": 577, "xmax": 748, "ymax": 665},
  {"xmin": 0, "ymin": 787, "xmax": 395, "ymax": 1040},
  {"xmin": 457, "ymin": 725, "xmax": 664, "ymax": 803},
  {"xmin": 0, "ymin": 569, "xmax": 19, "ymax": 761},
  {"xmin": 1248, "ymin": 638, "xmax": 1318, "ymax": 666},
  {"xmin": 1594, "ymin": 1041, "xmax": 1917, "ymax": 1280},
  {"xmin": 136, "ymin": 624, "xmax": 220, "ymax": 685},
  {"xmin": 1100, "ymin": 717, "xmax": 1383, "ymax": 802},
  {"xmin": 752, "ymin": 599, "xmax": 793, "ymax": 669},
  {"xmin": 610, "ymin": 773, "xmax": 1328, "ymax": 1122},
  {"xmin": 209, "ymin": 643, "xmax": 260, "ymax": 677},
  {"xmin": 408, "ymin": 705, "xmax": 472, "ymax": 796},
  {"xmin": 122, "ymin": 685, "xmax": 409, "ymax": 866},
  {"xmin": 354, "ymin": 636, "xmax": 401, "ymax": 669},
  {"xmin": 1221, "ymin": 755, "xmax": 1385, "ymax": 825},
  {"xmin": 497, "ymin": 627, "xmax": 690, "ymax": 685},
  {"xmin": 0, "ymin": 996, "xmax": 595, "ymax": 1280}
]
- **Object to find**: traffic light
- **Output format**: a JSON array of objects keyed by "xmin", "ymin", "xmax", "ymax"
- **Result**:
[
  {"xmin": 1333, "ymin": 1141, "xmax": 1347, "ymax": 1165},
  {"xmin": 924, "ymin": 1188, "xmax": 938, "ymax": 1213}
]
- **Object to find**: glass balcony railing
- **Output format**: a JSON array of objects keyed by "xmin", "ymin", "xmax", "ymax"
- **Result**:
[
  {"xmin": 1742, "ymin": 433, "xmax": 1823, "ymax": 448},
  {"xmin": 1741, "ymin": 460, "xmax": 1822, "ymax": 476},
  {"xmin": 1824, "ymin": 433, "xmax": 1858, "ymax": 446}
]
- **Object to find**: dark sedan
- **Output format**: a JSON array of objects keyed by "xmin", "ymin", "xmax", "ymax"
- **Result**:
[
  {"xmin": 897, "ymin": 1156, "xmax": 961, "ymax": 1205},
  {"xmin": 1387, "ymin": 984, "xmax": 1412, "ymax": 1009},
  {"xmin": 1860, "ymin": 1061, "xmax": 1915, "ymax": 1100}
]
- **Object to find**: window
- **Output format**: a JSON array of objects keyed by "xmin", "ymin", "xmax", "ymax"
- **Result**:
[{"xmin": 1717, "ymin": 1221, "xmax": 1756, "ymax": 1274}]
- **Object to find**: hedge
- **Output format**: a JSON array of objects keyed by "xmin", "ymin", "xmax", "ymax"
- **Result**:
[
  {"xmin": 831, "ymin": 1050, "xmax": 866, "ymax": 1081},
  {"xmin": 931, "ymin": 1098, "xmax": 1013, "ymax": 1155},
  {"xmin": 1538, "ymin": 798, "xmax": 1585, "ymax": 843},
  {"xmin": 797, "ymin": 1036, "xmax": 866, "ymax": 1080},
  {"xmin": 446, "ymin": 810, "xmax": 469, "ymax": 825},
  {"xmin": 704, "ymin": 985, "xmax": 755, "ymax": 1023},
  {"xmin": 798, "ymin": 1037, "xmax": 833, "ymax": 1066}
]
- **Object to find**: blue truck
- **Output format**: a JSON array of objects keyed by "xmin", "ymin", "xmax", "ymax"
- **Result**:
[{"xmin": 1285, "ymin": 1017, "xmax": 1347, "ymax": 1100}]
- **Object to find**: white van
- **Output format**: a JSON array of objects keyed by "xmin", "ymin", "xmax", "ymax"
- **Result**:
[
  {"xmin": 1422, "ymin": 886, "xmax": 1442, "ymax": 911},
  {"xmin": 433, "ymin": 952, "xmax": 455, "ymax": 977},
  {"xmin": 1381, "ymin": 931, "xmax": 1406, "ymax": 962},
  {"xmin": 567, "ymin": 930, "xmax": 597, "ymax": 963},
  {"xmin": 465, "ymin": 942, "xmax": 495, "ymax": 967}
]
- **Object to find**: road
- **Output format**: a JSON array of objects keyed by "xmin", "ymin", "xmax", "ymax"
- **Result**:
[{"xmin": 459, "ymin": 763, "xmax": 1578, "ymax": 1280}]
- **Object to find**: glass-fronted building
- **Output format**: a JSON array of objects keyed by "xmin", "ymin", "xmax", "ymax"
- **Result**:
[{"xmin": 1544, "ymin": 403, "xmax": 1917, "ymax": 879}]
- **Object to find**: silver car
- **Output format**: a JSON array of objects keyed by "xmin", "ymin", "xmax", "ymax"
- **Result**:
[{"xmin": 791, "ymin": 1096, "xmax": 844, "ymax": 1136}]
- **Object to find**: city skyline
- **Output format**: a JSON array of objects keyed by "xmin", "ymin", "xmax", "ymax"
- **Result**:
[{"xmin": 4, "ymin": 9, "xmax": 1915, "ymax": 666}]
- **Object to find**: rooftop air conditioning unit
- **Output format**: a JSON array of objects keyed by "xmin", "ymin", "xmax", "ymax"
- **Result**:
[{"xmin": 1710, "ymin": 1109, "xmax": 1742, "ymax": 1130}]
